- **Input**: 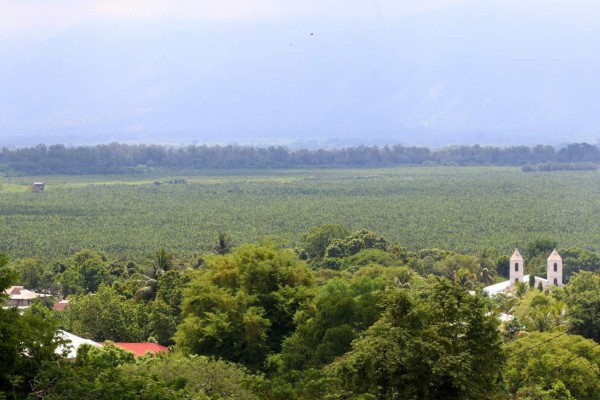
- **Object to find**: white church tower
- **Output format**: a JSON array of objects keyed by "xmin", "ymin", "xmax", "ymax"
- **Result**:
[
  {"xmin": 510, "ymin": 249, "xmax": 524, "ymax": 286},
  {"xmin": 547, "ymin": 249, "xmax": 563, "ymax": 287}
]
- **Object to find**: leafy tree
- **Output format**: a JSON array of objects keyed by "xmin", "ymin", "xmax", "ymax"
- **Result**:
[
  {"xmin": 0, "ymin": 254, "xmax": 62, "ymax": 399},
  {"xmin": 324, "ymin": 229, "xmax": 389, "ymax": 259},
  {"xmin": 10, "ymin": 257, "xmax": 46, "ymax": 292},
  {"xmin": 277, "ymin": 275, "xmax": 387, "ymax": 371},
  {"xmin": 512, "ymin": 290, "xmax": 567, "ymax": 332},
  {"xmin": 340, "ymin": 248, "xmax": 403, "ymax": 271},
  {"xmin": 433, "ymin": 252, "xmax": 480, "ymax": 282},
  {"xmin": 526, "ymin": 238, "xmax": 558, "ymax": 260},
  {"xmin": 121, "ymin": 355, "xmax": 260, "ymax": 399},
  {"xmin": 58, "ymin": 250, "xmax": 111, "ymax": 295},
  {"xmin": 63, "ymin": 283, "xmax": 146, "ymax": 342},
  {"xmin": 300, "ymin": 224, "xmax": 349, "ymax": 260},
  {"xmin": 505, "ymin": 331, "xmax": 600, "ymax": 399},
  {"xmin": 175, "ymin": 244, "xmax": 313, "ymax": 369},
  {"xmin": 495, "ymin": 255, "xmax": 510, "ymax": 279},
  {"xmin": 564, "ymin": 271, "xmax": 600, "ymax": 342},
  {"xmin": 560, "ymin": 247, "xmax": 600, "ymax": 282},
  {"xmin": 326, "ymin": 279, "xmax": 504, "ymax": 399}
]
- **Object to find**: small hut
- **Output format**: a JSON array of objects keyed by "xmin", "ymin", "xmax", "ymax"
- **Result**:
[{"xmin": 31, "ymin": 182, "xmax": 45, "ymax": 193}]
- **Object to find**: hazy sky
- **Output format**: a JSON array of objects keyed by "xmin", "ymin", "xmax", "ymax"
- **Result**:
[
  {"xmin": 0, "ymin": 0, "xmax": 473, "ymax": 36},
  {"xmin": 1, "ymin": 0, "xmax": 600, "ymax": 146}
]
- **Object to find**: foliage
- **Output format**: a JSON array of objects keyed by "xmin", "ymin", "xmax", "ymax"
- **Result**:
[
  {"xmin": 560, "ymin": 247, "xmax": 600, "ymax": 282},
  {"xmin": 276, "ymin": 275, "xmax": 388, "ymax": 371},
  {"xmin": 3, "ymin": 168, "xmax": 600, "ymax": 260},
  {"xmin": 175, "ymin": 244, "xmax": 314, "ymax": 369},
  {"xmin": 63, "ymin": 283, "xmax": 147, "ymax": 342},
  {"xmin": 57, "ymin": 250, "xmax": 112, "ymax": 296},
  {"xmin": 0, "ymin": 255, "xmax": 62, "ymax": 399},
  {"xmin": 564, "ymin": 271, "xmax": 600, "ymax": 342},
  {"xmin": 213, "ymin": 232, "xmax": 235, "ymax": 255},
  {"xmin": 511, "ymin": 289, "xmax": 567, "ymax": 332},
  {"xmin": 505, "ymin": 331, "xmax": 600, "ymax": 399},
  {"xmin": 121, "ymin": 354, "xmax": 260, "ymax": 399},
  {"xmin": 6, "ymin": 142, "xmax": 600, "ymax": 176},
  {"xmin": 326, "ymin": 279, "xmax": 505, "ymax": 399},
  {"xmin": 300, "ymin": 224, "xmax": 349, "ymax": 260}
]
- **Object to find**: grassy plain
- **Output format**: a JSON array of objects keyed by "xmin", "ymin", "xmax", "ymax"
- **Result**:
[{"xmin": 1, "ymin": 167, "xmax": 600, "ymax": 260}]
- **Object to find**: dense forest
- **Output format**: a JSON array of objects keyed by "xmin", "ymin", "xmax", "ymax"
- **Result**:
[
  {"xmin": 2, "ymin": 142, "xmax": 600, "ymax": 174},
  {"xmin": 3, "ymin": 228, "xmax": 600, "ymax": 399}
]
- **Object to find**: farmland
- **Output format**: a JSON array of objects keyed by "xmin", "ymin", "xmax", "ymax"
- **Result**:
[{"xmin": 1, "ymin": 166, "xmax": 600, "ymax": 260}]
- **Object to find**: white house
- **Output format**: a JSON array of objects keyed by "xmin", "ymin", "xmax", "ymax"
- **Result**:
[{"xmin": 4, "ymin": 286, "xmax": 51, "ymax": 308}]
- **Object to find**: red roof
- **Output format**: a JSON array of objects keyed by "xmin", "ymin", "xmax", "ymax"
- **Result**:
[
  {"xmin": 104, "ymin": 343, "xmax": 169, "ymax": 358},
  {"xmin": 53, "ymin": 300, "xmax": 69, "ymax": 311}
]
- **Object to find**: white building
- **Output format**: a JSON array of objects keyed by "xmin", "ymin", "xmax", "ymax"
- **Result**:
[
  {"xmin": 4, "ymin": 286, "xmax": 51, "ymax": 308},
  {"xmin": 547, "ymin": 249, "xmax": 563, "ymax": 287},
  {"xmin": 55, "ymin": 330, "xmax": 101, "ymax": 359},
  {"xmin": 509, "ymin": 249, "xmax": 524, "ymax": 285},
  {"xmin": 484, "ymin": 248, "xmax": 562, "ymax": 295}
]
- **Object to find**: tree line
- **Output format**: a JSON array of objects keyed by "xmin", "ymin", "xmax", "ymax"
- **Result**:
[{"xmin": 2, "ymin": 142, "xmax": 600, "ymax": 174}]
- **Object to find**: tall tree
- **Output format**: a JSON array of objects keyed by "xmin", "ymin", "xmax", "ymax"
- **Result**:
[
  {"xmin": 326, "ymin": 279, "xmax": 505, "ymax": 399},
  {"xmin": 0, "ymin": 254, "xmax": 62, "ymax": 399},
  {"xmin": 175, "ymin": 244, "xmax": 313, "ymax": 369}
]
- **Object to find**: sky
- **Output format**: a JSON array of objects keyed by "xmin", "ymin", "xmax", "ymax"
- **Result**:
[{"xmin": 1, "ymin": 0, "xmax": 600, "ymax": 147}]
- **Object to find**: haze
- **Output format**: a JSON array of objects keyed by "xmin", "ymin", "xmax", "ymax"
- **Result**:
[{"xmin": 1, "ymin": 0, "xmax": 599, "ymax": 147}]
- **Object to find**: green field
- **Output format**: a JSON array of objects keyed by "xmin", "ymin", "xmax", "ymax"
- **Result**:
[{"xmin": 1, "ymin": 167, "xmax": 600, "ymax": 260}]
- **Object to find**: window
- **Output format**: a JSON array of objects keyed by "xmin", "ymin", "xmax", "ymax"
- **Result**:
[
  {"xmin": 554, "ymin": 263, "xmax": 558, "ymax": 272},
  {"xmin": 515, "ymin": 278, "xmax": 519, "ymax": 283},
  {"xmin": 554, "ymin": 278, "xmax": 558, "ymax": 285},
  {"xmin": 515, "ymin": 263, "xmax": 519, "ymax": 272}
]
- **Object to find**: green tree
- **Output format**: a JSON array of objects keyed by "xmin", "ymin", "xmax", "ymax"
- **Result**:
[
  {"xmin": 505, "ymin": 331, "xmax": 600, "ymax": 399},
  {"xmin": 0, "ymin": 254, "xmax": 63, "ymax": 399},
  {"xmin": 327, "ymin": 279, "xmax": 504, "ymax": 399},
  {"xmin": 63, "ymin": 283, "xmax": 146, "ymax": 342},
  {"xmin": 512, "ymin": 290, "xmax": 567, "ymax": 332},
  {"xmin": 121, "ymin": 355, "xmax": 260, "ymax": 399},
  {"xmin": 175, "ymin": 244, "xmax": 313, "ymax": 369},
  {"xmin": 10, "ymin": 257, "xmax": 48, "ymax": 292},
  {"xmin": 300, "ymin": 224, "xmax": 349, "ymax": 260},
  {"xmin": 277, "ymin": 275, "xmax": 387, "ymax": 371},
  {"xmin": 561, "ymin": 247, "xmax": 600, "ymax": 282},
  {"xmin": 213, "ymin": 232, "xmax": 235, "ymax": 255},
  {"xmin": 135, "ymin": 248, "xmax": 175, "ymax": 302},
  {"xmin": 564, "ymin": 271, "xmax": 600, "ymax": 342},
  {"xmin": 58, "ymin": 250, "xmax": 111, "ymax": 295}
]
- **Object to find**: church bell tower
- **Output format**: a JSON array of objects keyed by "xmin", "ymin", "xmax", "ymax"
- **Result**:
[
  {"xmin": 510, "ymin": 249, "xmax": 524, "ymax": 286},
  {"xmin": 547, "ymin": 249, "xmax": 563, "ymax": 287}
]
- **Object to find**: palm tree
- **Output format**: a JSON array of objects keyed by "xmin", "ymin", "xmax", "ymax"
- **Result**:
[
  {"xmin": 213, "ymin": 232, "xmax": 234, "ymax": 255},
  {"xmin": 515, "ymin": 281, "xmax": 528, "ymax": 298},
  {"xmin": 135, "ymin": 248, "xmax": 173, "ymax": 302},
  {"xmin": 480, "ymin": 267, "xmax": 494, "ymax": 286}
]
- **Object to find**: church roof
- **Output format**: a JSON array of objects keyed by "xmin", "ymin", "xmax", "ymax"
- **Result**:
[
  {"xmin": 510, "ymin": 249, "xmax": 523, "ymax": 261},
  {"xmin": 547, "ymin": 249, "xmax": 562, "ymax": 261}
]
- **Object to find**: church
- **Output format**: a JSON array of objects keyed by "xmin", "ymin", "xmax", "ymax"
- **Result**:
[{"xmin": 483, "ymin": 248, "xmax": 563, "ymax": 296}]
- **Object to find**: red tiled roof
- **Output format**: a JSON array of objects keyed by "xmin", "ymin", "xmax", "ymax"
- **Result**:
[
  {"xmin": 104, "ymin": 343, "xmax": 169, "ymax": 358},
  {"xmin": 53, "ymin": 300, "xmax": 69, "ymax": 311}
]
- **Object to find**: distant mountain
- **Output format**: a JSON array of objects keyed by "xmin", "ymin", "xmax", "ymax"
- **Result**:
[{"xmin": 1, "ymin": 4, "xmax": 600, "ymax": 147}]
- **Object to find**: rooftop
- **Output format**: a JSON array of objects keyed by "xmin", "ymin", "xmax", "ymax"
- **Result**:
[
  {"xmin": 102, "ymin": 342, "xmax": 169, "ymax": 358},
  {"xmin": 55, "ymin": 330, "xmax": 101, "ymax": 359},
  {"xmin": 548, "ymin": 249, "xmax": 562, "ymax": 261},
  {"xmin": 510, "ymin": 249, "xmax": 524, "ymax": 261}
]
